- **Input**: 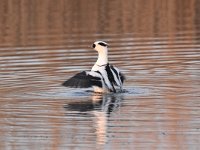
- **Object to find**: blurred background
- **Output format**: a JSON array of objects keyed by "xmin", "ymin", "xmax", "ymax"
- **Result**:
[
  {"xmin": 0, "ymin": 0, "xmax": 200, "ymax": 149},
  {"xmin": 1, "ymin": 0, "xmax": 200, "ymax": 46}
]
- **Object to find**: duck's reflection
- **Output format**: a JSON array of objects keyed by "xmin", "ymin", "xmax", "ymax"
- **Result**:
[
  {"xmin": 64, "ymin": 93, "xmax": 124, "ymax": 145},
  {"xmin": 65, "ymin": 93, "xmax": 123, "ymax": 114}
]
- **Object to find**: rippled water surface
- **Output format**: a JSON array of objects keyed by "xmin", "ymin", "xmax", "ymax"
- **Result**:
[{"xmin": 0, "ymin": 0, "xmax": 200, "ymax": 149}]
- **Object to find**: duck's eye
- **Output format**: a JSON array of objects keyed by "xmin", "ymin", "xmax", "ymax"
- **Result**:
[{"xmin": 98, "ymin": 42, "xmax": 107, "ymax": 47}]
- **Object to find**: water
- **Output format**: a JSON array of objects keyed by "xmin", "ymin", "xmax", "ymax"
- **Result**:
[{"xmin": 0, "ymin": 0, "xmax": 200, "ymax": 149}]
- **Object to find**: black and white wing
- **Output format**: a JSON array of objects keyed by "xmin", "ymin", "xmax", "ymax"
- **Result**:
[
  {"xmin": 106, "ymin": 64, "xmax": 125, "ymax": 87},
  {"xmin": 62, "ymin": 71, "xmax": 102, "ymax": 88}
]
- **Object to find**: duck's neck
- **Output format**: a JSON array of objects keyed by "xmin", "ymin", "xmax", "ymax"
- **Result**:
[
  {"xmin": 96, "ymin": 51, "xmax": 108, "ymax": 66},
  {"xmin": 92, "ymin": 51, "xmax": 108, "ymax": 71}
]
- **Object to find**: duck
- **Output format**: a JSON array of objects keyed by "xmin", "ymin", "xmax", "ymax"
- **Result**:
[{"xmin": 62, "ymin": 41, "xmax": 125, "ymax": 93}]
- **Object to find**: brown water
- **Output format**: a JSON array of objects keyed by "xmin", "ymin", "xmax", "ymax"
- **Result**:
[{"xmin": 0, "ymin": 0, "xmax": 200, "ymax": 149}]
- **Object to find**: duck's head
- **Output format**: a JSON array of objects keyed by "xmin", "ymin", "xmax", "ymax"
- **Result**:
[{"xmin": 92, "ymin": 41, "xmax": 108, "ymax": 53}]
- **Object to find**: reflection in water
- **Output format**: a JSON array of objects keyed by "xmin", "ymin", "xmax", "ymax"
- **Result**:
[
  {"xmin": 66, "ymin": 93, "xmax": 123, "ymax": 114},
  {"xmin": 65, "ymin": 93, "xmax": 124, "ymax": 145}
]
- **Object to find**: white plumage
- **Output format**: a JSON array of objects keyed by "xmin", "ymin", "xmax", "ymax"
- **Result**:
[{"xmin": 62, "ymin": 41, "xmax": 125, "ymax": 93}]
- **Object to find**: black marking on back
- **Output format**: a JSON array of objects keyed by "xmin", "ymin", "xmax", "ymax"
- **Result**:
[
  {"xmin": 98, "ymin": 42, "xmax": 107, "ymax": 47},
  {"xmin": 62, "ymin": 71, "xmax": 102, "ymax": 88},
  {"xmin": 110, "ymin": 65, "xmax": 120, "ymax": 83},
  {"xmin": 105, "ymin": 64, "xmax": 116, "ymax": 93}
]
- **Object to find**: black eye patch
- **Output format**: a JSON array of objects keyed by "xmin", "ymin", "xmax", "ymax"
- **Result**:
[{"xmin": 98, "ymin": 42, "xmax": 107, "ymax": 47}]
